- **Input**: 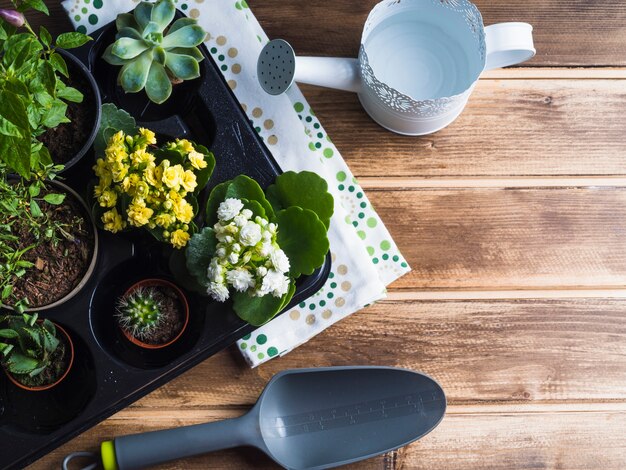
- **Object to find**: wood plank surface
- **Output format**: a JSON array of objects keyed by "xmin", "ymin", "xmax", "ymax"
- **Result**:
[
  {"xmin": 30, "ymin": 296, "xmax": 626, "ymax": 469},
  {"xmin": 254, "ymin": 0, "xmax": 626, "ymax": 67},
  {"xmin": 6, "ymin": 1, "xmax": 626, "ymax": 67},
  {"xmin": 301, "ymin": 79, "xmax": 626, "ymax": 178},
  {"xmin": 366, "ymin": 188, "xmax": 626, "ymax": 290},
  {"xmin": 32, "ymin": 405, "xmax": 626, "ymax": 470},
  {"xmin": 5, "ymin": 1, "xmax": 626, "ymax": 469},
  {"xmin": 112, "ymin": 299, "xmax": 626, "ymax": 405}
]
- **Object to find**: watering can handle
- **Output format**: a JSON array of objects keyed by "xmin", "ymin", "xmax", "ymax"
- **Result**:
[{"xmin": 484, "ymin": 22, "xmax": 536, "ymax": 71}]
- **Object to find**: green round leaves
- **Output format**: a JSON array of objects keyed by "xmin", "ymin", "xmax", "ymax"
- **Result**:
[
  {"xmin": 275, "ymin": 207, "xmax": 330, "ymax": 277},
  {"xmin": 266, "ymin": 171, "xmax": 334, "ymax": 229}
]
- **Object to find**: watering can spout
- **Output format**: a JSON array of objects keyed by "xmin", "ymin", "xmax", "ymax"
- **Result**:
[{"xmin": 257, "ymin": 39, "xmax": 362, "ymax": 95}]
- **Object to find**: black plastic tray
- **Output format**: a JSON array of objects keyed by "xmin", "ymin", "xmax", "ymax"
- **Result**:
[{"xmin": 0, "ymin": 14, "xmax": 330, "ymax": 469}]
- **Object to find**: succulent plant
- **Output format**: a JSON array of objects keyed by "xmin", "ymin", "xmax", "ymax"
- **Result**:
[
  {"xmin": 0, "ymin": 313, "xmax": 67, "ymax": 387},
  {"xmin": 116, "ymin": 286, "xmax": 164, "ymax": 340},
  {"xmin": 103, "ymin": 0, "xmax": 206, "ymax": 104}
]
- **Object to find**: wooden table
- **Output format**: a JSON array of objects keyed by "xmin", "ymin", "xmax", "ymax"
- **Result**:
[{"xmin": 13, "ymin": 1, "xmax": 626, "ymax": 468}]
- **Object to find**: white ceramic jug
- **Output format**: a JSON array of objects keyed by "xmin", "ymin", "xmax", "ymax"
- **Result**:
[{"xmin": 257, "ymin": 0, "xmax": 535, "ymax": 135}]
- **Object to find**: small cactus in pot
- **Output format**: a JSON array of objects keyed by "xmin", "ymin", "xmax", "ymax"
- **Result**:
[
  {"xmin": 103, "ymin": 0, "xmax": 207, "ymax": 104},
  {"xmin": 115, "ymin": 279, "xmax": 189, "ymax": 349},
  {"xmin": 115, "ymin": 286, "xmax": 164, "ymax": 341}
]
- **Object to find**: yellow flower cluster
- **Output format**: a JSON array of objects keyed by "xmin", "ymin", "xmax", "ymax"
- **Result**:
[{"xmin": 93, "ymin": 129, "xmax": 209, "ymax": 249}]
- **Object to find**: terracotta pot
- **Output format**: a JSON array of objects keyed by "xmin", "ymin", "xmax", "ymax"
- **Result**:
[
  {"xmin": 1, "ymin": 180, "xmax": 99, "ymax": 312},
  {"xmin": 119, "ymin": 279, "xmax": 190, "ymax": 350},
  {"xmin": 4, "ymin": 322, "xmax": 74, "ymax": 392}
]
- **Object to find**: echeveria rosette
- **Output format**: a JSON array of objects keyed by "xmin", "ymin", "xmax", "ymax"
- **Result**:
[
  {"xmin": 102, "ymin": 0, "xmax": 207, "ymax": 104},
  {"xmin": 185, "ymin": 172, "xmax": 333, "ymax": 325}
]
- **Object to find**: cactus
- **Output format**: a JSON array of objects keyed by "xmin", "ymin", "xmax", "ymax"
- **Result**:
[
  {"xmin": 0, "ymin": 313, "xmax": 67, "ymax": 387},
  {"xmin": 102, "ymin": 0, "xmax": 207, "ymax": 104},
  {"xmin": 115, "ymin": 287, "xmax": 164, "ymax": 340}
]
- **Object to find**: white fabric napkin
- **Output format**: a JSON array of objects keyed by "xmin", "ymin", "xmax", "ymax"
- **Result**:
[{"xmin": 62, "ymin": 0, "xmax": 410, "ymax": 366}]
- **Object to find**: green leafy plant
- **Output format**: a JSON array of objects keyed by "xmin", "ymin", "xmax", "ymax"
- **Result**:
[
  {"xmin": 0, "ymin": 163, "xmax": 80, "ymax": 312},
  {"xmin": 103, "ymin": 0, "xmax": 206, "ymax": 104},
  {"xmin": 185, "ymin": 171, "xmax": 333, "ymax": 325},
  {"xmin": 115, "ymin": 287, "xmax": 163, "ymax": 340},
  {"xmin": 0, "ymin": 312, "xmax": 68, "ymax": 388},
  {"xmin": 0, "ymin": 0, "xmax": 91, "ymax": 179}
]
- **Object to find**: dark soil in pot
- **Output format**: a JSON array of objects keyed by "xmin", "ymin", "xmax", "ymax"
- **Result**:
[
  {"xmin": 10, "ymin": 188, "xmax": 95, "ymax": 308},
  {"xmin": 38, "ymin": 57, "xmax": 97, "ymax": 165}
]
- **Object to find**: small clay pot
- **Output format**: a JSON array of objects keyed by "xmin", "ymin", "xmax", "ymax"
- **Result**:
[
  {"xmin": 4, "ymin": 322, "xmax": 75, "ymax": 392},
  {"xmin": 119, "ymin": 279, "xmax": 189, "ymax": 350}
]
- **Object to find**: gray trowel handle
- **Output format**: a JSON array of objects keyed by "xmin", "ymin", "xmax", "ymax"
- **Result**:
[{"xmin": 110, "ymin": 416, "xmax": 252, "ymax": 469}]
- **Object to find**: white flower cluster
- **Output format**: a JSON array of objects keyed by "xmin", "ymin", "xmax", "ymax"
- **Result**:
[{"xmin": 207, "ymin": 198, "xmax": 291, "ymax": 302}]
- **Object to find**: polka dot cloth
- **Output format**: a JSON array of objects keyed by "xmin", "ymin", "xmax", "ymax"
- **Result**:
[{"xmin": 63, "ymin": 0, "xmax": 410, "ymax": 367}]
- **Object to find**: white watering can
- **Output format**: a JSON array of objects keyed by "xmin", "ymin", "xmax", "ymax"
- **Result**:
[{"xmin": 257, "ymin": 0, "xmax": 535, "ymax": 136}]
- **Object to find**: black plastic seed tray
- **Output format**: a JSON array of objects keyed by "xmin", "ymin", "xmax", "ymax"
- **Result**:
[{"xmin": 0, "ymin": 13, "xmax": 330, "ymax": 469}]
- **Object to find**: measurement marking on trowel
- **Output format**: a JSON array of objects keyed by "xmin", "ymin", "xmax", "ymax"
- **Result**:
[{"xmin": 264, "ymin": 391, "xmax": 442, "ymax": 437}]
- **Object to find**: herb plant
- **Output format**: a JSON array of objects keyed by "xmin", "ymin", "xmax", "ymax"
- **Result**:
[
  {"xmin": 185, "ymin": 172, "xmax": 333, "ymax": 325},
  {"xmin": 0, "ymin": 0, "xmax": 91, "ymax": 179},
  {"xmin": 0, "ymin": 312, "xmax": 67, "ymax": 388},
  {"xmin": 103, "ymin": 0, "xmax": 206, "ymax": 104},
  {"xmin": 0, "ymin": 163, "xmax": 79, "ymax": 312},
  {"xmin": 115, "ymin": 287, "xmax": 163, "ymax": 340}
]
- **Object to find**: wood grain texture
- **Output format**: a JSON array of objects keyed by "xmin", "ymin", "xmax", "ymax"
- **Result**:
[
  {"xmin": 365, "ymin": 188, "xmax": 626, "ymax": 290},
  {"xmin": 253, "ymin": 0, "xmax": 626, "ymax": 67},
  {"xmin": 6, "ymin": 2, "xmax": 626, "ymax": 469},
  {"xmin": 300, "ymin": 79, "xmax": 626, "ymax": 178},
  {"xmin": 29, "ymin": 406, "xmax": 626, "ymax": 469},
  {"xmin": 5, "ymin": 0, "xmax": 626, "ymax": 67},
  {"xmin": 119, "ymin": 299, "xmax": 626, "ymax": 405},
  {"xmin": 28, "ymin": 298, "xmax": 626, "ymax": 468}
]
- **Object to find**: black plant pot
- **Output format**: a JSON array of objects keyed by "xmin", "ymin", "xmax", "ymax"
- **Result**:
[{"xmin": 54, "ymin": 49, "xmax": 102, "ymax": 173}]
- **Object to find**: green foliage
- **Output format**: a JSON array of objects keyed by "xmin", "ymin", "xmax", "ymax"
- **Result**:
[
  {"xmin": 0, "ymin": 0, "xmax": 92, "ymax": 179},
  {"xmin": 0, "ymin": 312, "xmax": 68, "ymax": 388},
  {"xmin": 0, "ymin": 163, "xmax": 80, "ymax": 310},
  {"xmin": 185, "ymin": 171, "xmax": 334, "ymax": 326},
  {"xmin": 103, "ymin": 0, "xmax": 206, "ymax": 104},
  {"xmin": 266, "ymin": 171, "xmax": 334, "ymax": 230},
  {"xmin": 115, "ymin": 286, "xmax": 163, "ymax": 340},
  {"xmin": 185, "ymin": 227, "xmax": 216, "ymax": 286},
  {"xmin": 232, "ymin": 281, "xmax": 295, "ymax": 326},
  {"xmin": 94, "ymin": 103, "xmax": 137, "ymax": 156},
  {"xmin": 275, "ymin": 206, "xmax": 330, "ymax": 277}
]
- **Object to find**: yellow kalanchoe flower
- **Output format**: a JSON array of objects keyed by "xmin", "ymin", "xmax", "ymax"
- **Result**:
[
  {"xmin": 175, "ymin": 138, "xmax": 194, "ymax": 153},
  {"xmin": 181, "ymin": 170, "xmax": 197, "ymax": 192},
  {"xmin": 173, "ymin": 198, "xmax": 194, "ymax": 224},
  {"xmin": 188, "ymin": 150, "xmax": 207, "ymax": 170},
  {"xmin": 170, "ymin": 229, "xmax": 190, "ymax": 249},
  {"xmin": 130, "ymin": 147, "xmax": 155, "ymax": 166},
  {"xmin": 98, "ymin": 188, "xmax": 118, "ymax": 208},
  {"xmin": 127, "ymin": 200, "xmax": 154, "ymax": 227},
  {"xmin": 102, "ymin": 208, "xmax": 125, "ymax": 233},
  {"xmin": 138, "ymin": 127, "xmax": 156, "ymax": 145},
  {"xmin": 155, "ymin": 212, "xmax": 176, "ymax": 228},
  {"xmin": 161, "ymin": 162, "xmax": 184, "ymax": 191}
]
